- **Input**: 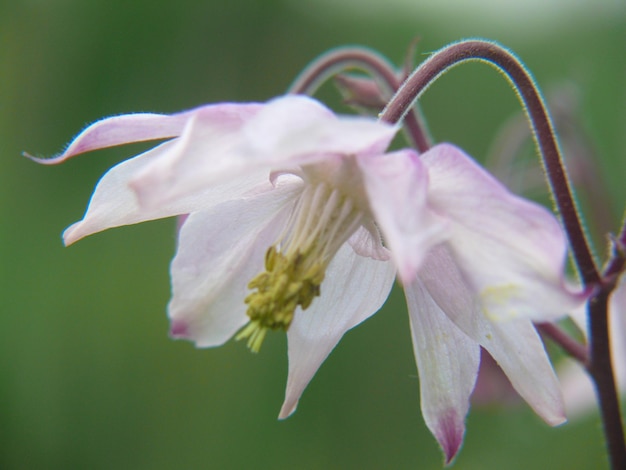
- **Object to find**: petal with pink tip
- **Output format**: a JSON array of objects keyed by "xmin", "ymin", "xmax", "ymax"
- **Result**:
[
  {"xmin": 404, "ymin": 276, "xmax": 479, "ymax": 464},
  {"xmin": 419, "ymin": 245, "xmax": 566, "ymax": 426}
]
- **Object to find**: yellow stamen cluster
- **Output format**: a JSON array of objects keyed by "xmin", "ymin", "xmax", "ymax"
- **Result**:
[
  {"xmin": 236, "ymin": 181, "xmax": 365, "ymax": 353},
  {"xmin": 236, "ymin": 246, "xmax": 326, "ymax": 352}
]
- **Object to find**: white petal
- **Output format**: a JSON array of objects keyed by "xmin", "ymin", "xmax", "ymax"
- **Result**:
[
  {"xmin": 279, "ymin": 243, "xmax": 396, "ymax": 418},
  {"xmin": 422, "ymin": 143, "xmax": 585, "ymax": 321},
  {"xmin": 488, "ymin": 318, "xmax": 566, "ymax": 425},
  {"xmin": 132, "ymin": 95, "xmax": 399, "ymax": 208},
  {"xmin": 404, "ymin": 278, "xmax": 479, "ymax": 464},
  {"xmin": 129, "ymin": 103, "xmax": 270, "ymax": 208},
  {"xmin": 63, "ymin": 138, "xmax": 272, "ymax": 245},
  {"xmin": 242, "ymin": 95, "xmax": 398, "ymax": 159},
  {"xmin": 28, "ymin": 113, "xmax": 187, "ymax": 165},
  {"xmin": 168, "ymin": 180, "xmax": 302, "ymax": 347},
  {"xmin": 347, "ymin": 223, "xmax": 390, "ymax": 261},
  {"xmin": 30, "ymin": 102, "xmax": 262, "ymax": 165},
  {"xmin": 419, "ymin": 245, "xmax": 566, "ymax": 425},
  {"xmin": 359, "ymin": 148, "xmax": 447, "ymax": 283}
]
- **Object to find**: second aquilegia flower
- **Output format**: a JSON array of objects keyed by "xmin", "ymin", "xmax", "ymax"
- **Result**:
[{"xmin": 34, "ymin": 95, "xmax": 584, "ymax": 463}]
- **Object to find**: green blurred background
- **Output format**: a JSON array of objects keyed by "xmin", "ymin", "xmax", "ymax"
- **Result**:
[{"xmin": 1, "ymin": 1, "xmax": 625, "ymax": 468}]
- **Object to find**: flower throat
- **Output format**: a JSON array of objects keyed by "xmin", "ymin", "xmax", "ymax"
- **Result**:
[{"xmin": 236, "ymin": 182, "xmax": 364, "ymax": 352}]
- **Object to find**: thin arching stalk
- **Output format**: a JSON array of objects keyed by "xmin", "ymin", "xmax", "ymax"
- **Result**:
[
  {"xmin": 381, "ymin": 39, "xmax": 624, "ymax": 469},
  {"xmin": 288, "ymin": 47, "xmax": 431, "ymax": 153},
  {"xmin": 380, "ymin": 39, "xmax": 599, "ymax": 287}
]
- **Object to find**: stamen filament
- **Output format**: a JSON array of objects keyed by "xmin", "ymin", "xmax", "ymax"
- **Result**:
[{"xmin": 237, "ymin": 181, "xmax": 364, "ymax": 352}]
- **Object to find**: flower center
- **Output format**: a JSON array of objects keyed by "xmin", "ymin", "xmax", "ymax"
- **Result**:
[{"xmin": 236, "ymin": 182, "xmax": 364, "ymax": 352}]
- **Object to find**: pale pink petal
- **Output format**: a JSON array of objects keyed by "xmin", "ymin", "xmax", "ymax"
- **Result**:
[
  {"xmin": 63, "ymin": 137, "xmax": 272, "ymax": 245},
  {"xmin": 129, "ymin": 110, "xmax": 259, "ymax": 208},
  {"xmin": 279, "ymin": 243, "xmax": 395, "ymax": 418},
  {"xmin": 28, "ymin": 102, "xmax": 262, "ymax": 165},
  {"xmin": 26, "ymin": 113, "xmax": 185, "ymax": 165},
  {"xmin": 132, "ymin": 95, "xmax": 399, "ymax": 208},
  {"xmin": 359, "ymin": 148, "xmax": 447, "ymax": 283},
  {"xmin": 420, "ymin": 245, "xmax": 566, "ymax": 425},
  {"xmin": 484, "ymin": 318, "xmax": 566, "ymax": 425},
  {"xmin": 242, "ymin": 95, "xmax": 398, "ymax": 158},
  {"xmin": 422, "ymin": 143, "xmax": 585, "ymax": 322},
  {"xmin": 404, "ymin": 278, "xmax": 479, "ymax": 464},
  {"xmin": 169, "ymin": 179, "xmax": 302, "ymax": 347},
  {"xmin": 347, "ymin": 223, "xmax": 390, "ymax": 261}
]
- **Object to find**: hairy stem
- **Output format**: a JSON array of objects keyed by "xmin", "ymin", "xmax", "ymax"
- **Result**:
[
  {"xmin": 587, "ymin": 287, "xmax": 626, "ymax": 470},
  {"xmin": 380, "ymin": 39, "xmax": 624, "ymax": 468},
  {"xmin": 588, "ymin": 225, "xmax": 626, "ymax": 468},
  {"xmin": 379, "ymin": 39, "xmax": 599, "ymax": 287},
  {"xmin": 288, "ymin": 47, "xmax": 431, "ymax": 152}
]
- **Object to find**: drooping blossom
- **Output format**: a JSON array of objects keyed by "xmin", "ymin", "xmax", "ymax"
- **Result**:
[{"xmin": 32, "ymin": 94, "xmax": 585, "ymax": 463}]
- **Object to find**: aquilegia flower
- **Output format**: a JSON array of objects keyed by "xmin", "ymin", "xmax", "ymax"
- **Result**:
[{"xmin": 34, "ymin": 95, "xmax": 584, "ymax": 463}]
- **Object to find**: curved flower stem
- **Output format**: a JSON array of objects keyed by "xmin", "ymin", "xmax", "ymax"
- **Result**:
[
  {"xmin": 587, "ymin": 288, "xmax": 626, "ymax": 470},
  {"xmin": 379, "ymin": 38, "xmax": 624, "ymax": 468},
  {"xmin": 588, "ymin": 226, "xmax": 626, "ymax": 469},
  {"xmin": 379, "ymin": 39, "xmax": 600, "ymax": 287},
  {"xmin": 288, "ymin": 47, "xmax": 432, "ymax": 153}
]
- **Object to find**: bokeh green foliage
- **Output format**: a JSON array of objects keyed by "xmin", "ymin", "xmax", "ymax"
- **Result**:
[{"xmin": 1, "ymin": 1, "xmax": 624, "ymax": 468}]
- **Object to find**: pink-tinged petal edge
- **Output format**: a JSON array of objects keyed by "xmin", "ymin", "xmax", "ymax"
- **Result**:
[
  {"xmin": 359, "ymin": 148, "xmax": 448, "ymax": 284},
  {"xmin": 405, "ymin": 272, "xmax": 478, "ymax": 465},
  {"xmin": 25, "ymin": 101, "xmax": 265, "ymax": 165},
  {"xmin": 241, "ymin": 94, "xmax": 398, "ymax": 159},
  {"xmin": 419, "ymin": 245, "xmax": 566, "ymax": 426},
  {"xmin": 422, "ymin": 142, "xmax": 586, "ymax": 322},
  {"xmin": 435, "ymin": 409, "xmax": 465, "ymax": 465},
  {"xmin": 169, "ymin": 319, "xmax": 189, "ymax": 338},
  {"xmin": 129, "ymin": 95, "xmax": 399, "ymax": 210},
  {"xmin": 25, "ymin": 112, "xmax": 193, "ymax": 165},
  {"xmin": 347, "ymin": 223, "xmax": 390, "ymax": 261}
]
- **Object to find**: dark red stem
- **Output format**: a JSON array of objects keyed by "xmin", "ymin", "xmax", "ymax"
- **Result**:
[
  {"xmin": 379, "ymin": 39, "xmax": 599, "ymax": 287},
  {"xmin": 288, "ymin": 47, "xmax": 431, "ymax": 153},
  {"xmin": 587, "ymin": 284, "xmax": 626, "ymax": 470},
  {"xmin": 380, "ymin": 39, "xmax": 624, "ymax": 469}
]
